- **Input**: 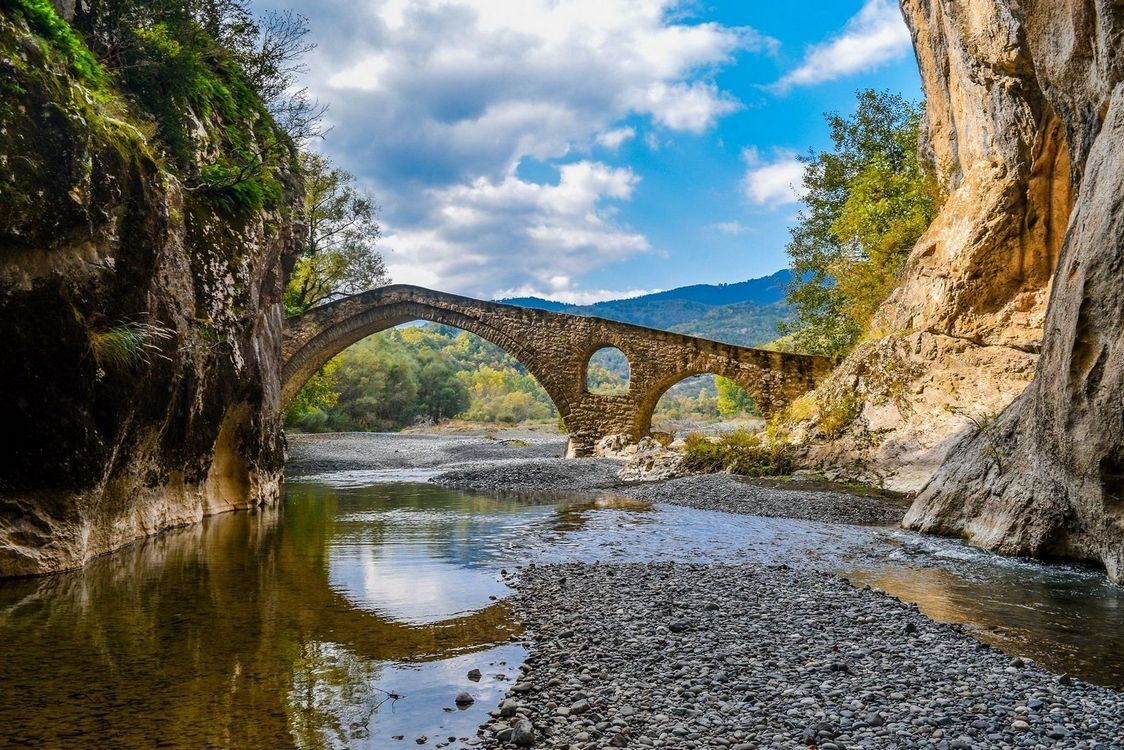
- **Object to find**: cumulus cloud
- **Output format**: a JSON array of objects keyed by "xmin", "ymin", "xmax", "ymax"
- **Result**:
[
  {"xmin": 596, "ymin": 127, "xmax": 637, "ymax": 151},
  {"xmin": 741, "ymin": 148, "xmax": 807, "ymax": 207},
  {"xmin": 773, "ymin": 0, "xmax": 911, "ymax": 90},
  {"xmin": 288, "ymin": 0, "xmax": 777, "ymax": 297},
  {"xmin": 626, "ymin": 81, "xmax": 742, "ymax": 133},
  {"xmin": 382, "ymin": 161, "xmax": 651, "ymax": 298}
]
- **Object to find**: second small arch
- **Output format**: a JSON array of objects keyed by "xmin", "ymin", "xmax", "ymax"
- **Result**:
[{"xmin": 584, "ymin": 345, "xmax": 630, "ymax": 395}]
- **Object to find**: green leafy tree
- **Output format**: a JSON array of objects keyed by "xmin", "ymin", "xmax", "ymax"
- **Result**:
[
  {"xmin": 285, "ymin": 357, "xmax": 340, "ymax": 426},
  {"xmin": 415, "ymin": 359, "xmax": 470, "ymax": 422},
  {"xmin": 715, "ymin": 376, "xmax": 758, "ymax": 417},
  {"xmin": 285, "ymin": 152, "xmax": 388, "ymax": 315},
  {"xmin": 782, "ymin": 89, "xmax": 941, "ymax": 356}
]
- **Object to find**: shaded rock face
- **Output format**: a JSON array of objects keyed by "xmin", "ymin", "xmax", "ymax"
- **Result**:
[
  {"xmin": 900, "ymin": 1, "xmax": 1124, "ymax": 579},
  {"xmin": 800, "ymin": 0, "xmax": 1077, "ymax": 493},
  {"xmin": 0, "ymin": 9, "xmax": 301, "ymax": 575}
]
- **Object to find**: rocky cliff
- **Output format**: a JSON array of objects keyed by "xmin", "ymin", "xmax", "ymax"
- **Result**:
[
  {"xmin": 797, "ymin": 1, "xmax": 1124, "ymax": 578},
  {"xmin": 0, "ymin": 2, "xmax": 302, "ymax": 575},
  {"xmin": 903, "ymin": 1, "xmax": 1124, "ymax": 581},
  {"xmin": 794, "ymin": 0, "xmax": 1073, "ymax": 493}
]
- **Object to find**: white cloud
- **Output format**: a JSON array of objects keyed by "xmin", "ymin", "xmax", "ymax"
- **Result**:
[
  {"xmin": 382, "ymin": 161, "xmax": 651, "ymax": 297},
  {"xmin": 626, "ymin": 81, "xmax": 742, "ymax": 133},
  {"xmin": 742, "ymin": 148, "xmax": 807, "ymax": 207},
  {"xmin": 293, "ymin": 0, "xmax": 778, "ymax": 297},
  {"xmin": 494, "ymin": 286, "xmax": 661, "ymax": 305},
  {"xmin": 774, "ymin": 0, "xmax": 912, "ymax": 90},
  {"xmin": 706, "ymin": 221, "xmax": 750, "ymax": 235},
  {"xmin": 596, "ymin": 127, "xmax": 637, "ymax": 151},
  {"xmin": 318, "ymin": 1, "xmax": 775, "ymax": 182}
]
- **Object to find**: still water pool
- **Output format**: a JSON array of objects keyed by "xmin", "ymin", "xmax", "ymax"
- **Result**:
[{"xmin": 1, "ymin": 473, "xmax": 1122, "ymax": 747}]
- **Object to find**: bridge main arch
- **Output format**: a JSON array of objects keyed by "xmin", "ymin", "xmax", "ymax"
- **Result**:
[{"xmin": 281, "ymin": 285, "xmax": 836, "ymax": 456}]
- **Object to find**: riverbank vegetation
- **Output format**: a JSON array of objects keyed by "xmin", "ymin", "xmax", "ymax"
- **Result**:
[{"xmin": 680, "ymin": 429, "xmax": 796, "ymax": 477}]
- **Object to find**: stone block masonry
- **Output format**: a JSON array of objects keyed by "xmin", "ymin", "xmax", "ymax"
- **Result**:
[{"xmin": 282, "ymin": 285, "xmax": 836, "ymax": 455}]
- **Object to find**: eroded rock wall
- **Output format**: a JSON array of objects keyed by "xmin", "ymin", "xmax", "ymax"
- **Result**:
[
  {"xmin": 0, "ymin": 6, "xmax": 302, "ymax": 575},
  {"xmin": 906, "ymin": 1, "xmax": 1124, "ymax": 578},
  {"xmin": 803, "ymin": 0, "xmax": 1124, "ymax": 577},
  {"xmin": 798, "ymin": 0, "xmax": 1075, "ymax": 493}
]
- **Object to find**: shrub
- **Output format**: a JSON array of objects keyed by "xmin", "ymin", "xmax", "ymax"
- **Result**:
[
  {"xmin": 816, "ymin": 393, "xmax": 862, "ymax": 438},
  {"xmin": 7, "ymin": 0, "xmax": 106, "ymax": 87},
  {"xmin": 680, "ymin": 429, "xmax": 796, "ymax": 477},
  {"xmin": 87, "ymin": 320, "xmax": 173, "ymax": 372}
]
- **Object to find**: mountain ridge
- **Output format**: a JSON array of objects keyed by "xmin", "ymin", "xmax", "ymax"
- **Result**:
[
  {"xmin": 499, "ymin": 269, "xmax": 791, "ymax": 312},
  {"xmin": 496, "ymin": 269, "xmax": 794, "ymax": 348}
]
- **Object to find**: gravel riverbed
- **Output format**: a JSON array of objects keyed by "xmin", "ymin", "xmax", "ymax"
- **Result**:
[
  {"xmin": 431, "ymin": 458, "xmax": 625, "ymax": 493},
  {"xmin": 284, "ymin": 432, "xmax": 1123, "ymax": 746},
  {"xmin": 286, "ymin": 430, "xmax": 567, "ymax": 475},
  {"xmin": 292, "ymin": 432, "xmax": 909, "ymax": 528},
  {"xmin": 477, "ymin": 563, "xmax": 1124, "ymax": 750},
  {"xmin": 622, "ymin": 475, "xmax": 911, "ymax": 527}
]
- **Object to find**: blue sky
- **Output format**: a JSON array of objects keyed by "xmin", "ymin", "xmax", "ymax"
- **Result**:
[{"xmin": 261, "ymin": 0, "xmax": 922, "ymax": 302}]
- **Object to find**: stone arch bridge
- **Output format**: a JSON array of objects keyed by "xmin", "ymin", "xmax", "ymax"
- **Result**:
[{"xmin": 282, "ymin": 285, "xmax": 836, "ymax": 456}]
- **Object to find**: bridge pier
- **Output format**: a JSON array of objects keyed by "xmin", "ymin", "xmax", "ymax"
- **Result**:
[{"xmin": 280, "ymin": 286, "xmax": 836, "ymax": 453}]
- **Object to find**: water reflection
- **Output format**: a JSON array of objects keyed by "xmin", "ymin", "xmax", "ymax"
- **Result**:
[
  {"xmin": 848, "ymin": 532, "xmax": 1124, "ymax": 687},
  {"xmin": 0, "ymin": 484, "xmax": 526, "ymax": 748},
  {"xmin": 2, "ymin": 476, "xmax": 1123, "ymax": 750}
]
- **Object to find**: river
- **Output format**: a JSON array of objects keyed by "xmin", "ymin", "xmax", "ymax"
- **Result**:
[{"xmin": 1, "ymin": 470, "xmax": 1122, "ymax": 747}]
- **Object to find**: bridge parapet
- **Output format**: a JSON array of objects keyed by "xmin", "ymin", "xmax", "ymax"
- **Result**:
[{"xmin": 282, "ymin": 285, "xmax": 836, "ymax": 455}]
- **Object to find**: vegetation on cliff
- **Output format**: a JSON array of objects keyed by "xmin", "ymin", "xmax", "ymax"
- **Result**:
[{"xmin": 782, "ymin": 89, "xmax": 941, "ymax": 357}]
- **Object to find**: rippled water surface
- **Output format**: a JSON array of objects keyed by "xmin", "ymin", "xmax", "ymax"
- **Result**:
[{"xmin": 1, "ymin": 473, "xmax": 1122, "ymax": 748}]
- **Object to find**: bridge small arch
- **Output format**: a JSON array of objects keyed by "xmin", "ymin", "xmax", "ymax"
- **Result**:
[{"xmin": 584, "ymin": 345, "xmax": 630, "ymax": 395}]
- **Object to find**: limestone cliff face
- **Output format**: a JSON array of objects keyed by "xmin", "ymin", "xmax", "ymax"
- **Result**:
[
  {"xmin": 798, "ymin": 0, "xmax": 1074, "ymax": 493},
  {"xmin": 0, "ymin": 6, "xmax": 301, "ymax": 575},
  {"xmin": 905, "ymin": 2, "xmax": 1124, "ymax": 580}
]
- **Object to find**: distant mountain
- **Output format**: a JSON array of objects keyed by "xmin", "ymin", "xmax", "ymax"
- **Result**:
[
  {"xmin": 499, "ymin": 296, "xmax": 572, "ymax": 312},
  {"xmin": 498, "ymin": 269, "xmax": 794, "ymax": 348}
]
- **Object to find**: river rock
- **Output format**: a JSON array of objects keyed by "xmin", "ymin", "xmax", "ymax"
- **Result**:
[
  {"xmin": 511, "ymin": 719, "xmax": 535, "ymax": 747},
  {"xmin": 616, "ymin": 437, "xmax": 684, "ymax": 482},
  {"xmin": 478, "ymin": 562, "xmax": 1124, "ymax": 749}
]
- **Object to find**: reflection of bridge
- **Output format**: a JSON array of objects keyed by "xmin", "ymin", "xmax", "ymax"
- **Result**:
[{"xmin": 282, "ymin": 285, "xmax": 836, "ymax": 455}]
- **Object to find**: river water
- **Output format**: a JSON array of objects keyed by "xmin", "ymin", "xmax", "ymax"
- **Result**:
[{"xmin": 1, "ymin": 472, "xmax": 1122, "ymax": 747}]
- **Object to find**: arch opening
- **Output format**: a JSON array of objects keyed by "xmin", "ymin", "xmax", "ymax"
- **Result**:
[
  {"xmin": 286, "ymin": 322, "xmax": 562, "ymax": 433},
  {"xmin": 584, "ymin": 346, "xmax": 630, "ymax": 395},
  {"xmin": 648, "ymin": 374, "xmax": 761, "ymax": 440}
]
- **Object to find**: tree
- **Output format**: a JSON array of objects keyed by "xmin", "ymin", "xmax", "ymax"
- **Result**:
[
  {"xmin": 79, "ymin": 0, "xmax": 325, "ymax": 145},
  {"xmin": 285, "ymin": 357, "xmax": 341, "ymax": 428},
  {"xmin": 715, "ymin": 376, "xmax": 758, "ymax": 418},
  {"xmin": 415, "ymin": 359, "xmax": 470, "ymax": 422},
  {"xmin": 284, "ymin": 152, "xmax": 388, "ymax": 315},
  {"xmin": 781, "ymin": 89, "xmax": 941, "ymax": 356}
]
